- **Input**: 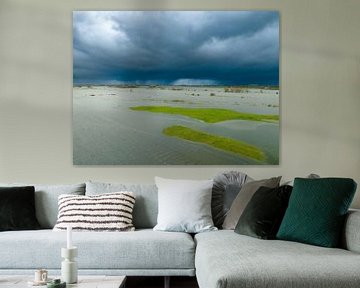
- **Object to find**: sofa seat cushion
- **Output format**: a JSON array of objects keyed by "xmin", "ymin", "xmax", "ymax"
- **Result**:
[
  {"xmin": 195, "ymin": 230, "xmax": 360, "ymax": 288},
  {"xmin": 0, "ymin": 229, "xmax": 195, "ymax": 270}
]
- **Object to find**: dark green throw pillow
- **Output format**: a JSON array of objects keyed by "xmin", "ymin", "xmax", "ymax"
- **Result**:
[
  {"xmin": 235, "ymin": 185, "xmax": 293, "ymax": 239},
  {"xmin": 277, "ymin": 178, "xmax": 357, "ymax": 247},
  {"xmin": 0, "ymin": 186, "xmax": 41, "ymax": 231}
]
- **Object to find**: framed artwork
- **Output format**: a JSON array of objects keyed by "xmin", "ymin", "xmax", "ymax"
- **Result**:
[{"xmin": 73, "ymin": 11, "xmax": 279, "ymax": 165}]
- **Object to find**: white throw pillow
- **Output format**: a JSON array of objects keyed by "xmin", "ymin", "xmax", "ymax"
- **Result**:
[{"xmin": 153, "ymin": 177, "xmax": 217, "ymax": 233}]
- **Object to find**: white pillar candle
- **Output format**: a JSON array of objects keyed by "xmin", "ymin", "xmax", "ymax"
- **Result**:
[{"xmin": 67, "ymin": 225, "xmax": 72, "ymax": 249}]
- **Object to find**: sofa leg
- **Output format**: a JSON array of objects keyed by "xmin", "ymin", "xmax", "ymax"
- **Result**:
[{"xmin": 164, "ymin": 276, "xmax": 170, "ymax": 288}]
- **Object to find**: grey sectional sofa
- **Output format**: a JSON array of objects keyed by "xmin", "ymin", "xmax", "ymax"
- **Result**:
[{"xmin": 0, "ymin": 181, "xmax": 360, "ymax": 288}]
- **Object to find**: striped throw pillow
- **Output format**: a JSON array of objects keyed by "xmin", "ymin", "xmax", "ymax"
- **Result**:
[{"xmin": 53, "ymin": 192, "xmax": 136, "ymax": 231}]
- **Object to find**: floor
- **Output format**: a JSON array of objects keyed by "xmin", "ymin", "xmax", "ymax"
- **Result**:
[{"xmin": 126, "ymin": 276, "xmax": 199, "ymax": 288}]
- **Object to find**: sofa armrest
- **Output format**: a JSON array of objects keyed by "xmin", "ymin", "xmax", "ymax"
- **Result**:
[{"xmin": 342, "ymin": 209, "xmax": 360, "ymax": 253}]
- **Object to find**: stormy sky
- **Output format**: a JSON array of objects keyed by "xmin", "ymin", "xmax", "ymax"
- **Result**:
[{"xmin": 73, "ymin": 11, "xmax": 279, "ymax": 86}]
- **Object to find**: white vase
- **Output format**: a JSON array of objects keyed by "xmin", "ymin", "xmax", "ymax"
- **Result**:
[{"xmin": 61, "ymin": 247, "xmax": 78, "ymax": 284}]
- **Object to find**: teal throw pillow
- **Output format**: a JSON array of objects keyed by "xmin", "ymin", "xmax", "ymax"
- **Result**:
[{"xmin": 277, "ymin": 178, "xmax": 357, "ymax": 247}]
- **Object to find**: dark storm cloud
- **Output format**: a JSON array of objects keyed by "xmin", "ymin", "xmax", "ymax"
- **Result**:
[{"xmin": 73, "ymin": 11, "xmax": 279, "ymax": 85}]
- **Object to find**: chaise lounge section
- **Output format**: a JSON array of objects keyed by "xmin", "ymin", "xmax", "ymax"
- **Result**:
[{"xmin": 195, "ymin": 214, "xmax": 360, "ymax": 288}]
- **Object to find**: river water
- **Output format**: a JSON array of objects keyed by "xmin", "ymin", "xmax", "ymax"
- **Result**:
[{"xmin": 73, "ymin": 86, "xmax": 279, "ymax": 165}]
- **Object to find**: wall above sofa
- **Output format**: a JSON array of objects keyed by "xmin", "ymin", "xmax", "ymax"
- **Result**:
[{"xmin": 0, "ymin": 0, "xmax": 359, "ymax": 208}]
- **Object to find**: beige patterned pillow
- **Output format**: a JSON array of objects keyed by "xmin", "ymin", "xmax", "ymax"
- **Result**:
[{"xmin": 53, "ymin": 192, "xmax": 135, "ymax": 231}]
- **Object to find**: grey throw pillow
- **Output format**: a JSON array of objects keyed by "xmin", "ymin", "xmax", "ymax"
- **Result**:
[
  {"xmin": 222, "ymin": 176, "xmax": 281, "ymax": 230},
  {"xmin": 212, "ymin": 171, "xmax": 251, "ymax": 228},
  {"xmin": 153, "ymin": 177, "xmax": 217, "ymax": 233}
]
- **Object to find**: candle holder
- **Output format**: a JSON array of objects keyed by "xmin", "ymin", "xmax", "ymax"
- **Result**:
[{"xmin": 61, "ymin": 247, "xmax": 78, "ymax": 284}]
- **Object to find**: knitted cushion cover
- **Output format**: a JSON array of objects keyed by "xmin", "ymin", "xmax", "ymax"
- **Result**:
[{"xmin": 53, "ymin": 192, "xmax": 135, "ymax": 231}]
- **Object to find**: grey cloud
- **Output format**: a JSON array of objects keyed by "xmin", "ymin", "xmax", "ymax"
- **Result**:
[{"xmin": 73, "ymin": 11, "xmax": 279, "ymax": 85}]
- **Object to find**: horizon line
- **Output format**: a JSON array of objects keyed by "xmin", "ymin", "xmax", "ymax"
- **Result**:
[{"xmin": 73, "ymin": 83, "xmax": 280, "ymax": 88}]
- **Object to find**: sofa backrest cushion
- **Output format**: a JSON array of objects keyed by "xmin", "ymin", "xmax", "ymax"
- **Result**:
[
  {"xmin": 0, "ymin": 183, "xmax": 86, "ymax": 229},
  {"xmin": 342, "ymin": 209, "xmax": 360, "ymax": 253},
  {"xmin": 86, "ymin": 181, "xmax": 158, "ymax": 229}
]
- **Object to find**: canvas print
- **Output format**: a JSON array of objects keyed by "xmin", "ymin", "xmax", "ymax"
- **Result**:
[{"xmin": 73, "ymin": 11, "xmax": 279, "ymax": 165}]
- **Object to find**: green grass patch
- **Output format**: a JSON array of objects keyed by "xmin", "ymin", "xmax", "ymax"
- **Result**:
[
  {"xmin": 130, "ymin": 106, "xmax": 278, "ymax": 123},
  {"xmin": 163, "ymin": 125, "xmax": 266, "ymax": 161}
]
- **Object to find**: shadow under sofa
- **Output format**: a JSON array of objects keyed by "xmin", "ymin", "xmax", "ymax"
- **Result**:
[{"xmin": 0, "ymin": 181, "xmax": 360, "ymax": 288}]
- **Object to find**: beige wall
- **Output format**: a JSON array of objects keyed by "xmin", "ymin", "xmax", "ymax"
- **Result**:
[{"xmin": 0, "ymin": 0, "xmax": 359, "ymax": 207}]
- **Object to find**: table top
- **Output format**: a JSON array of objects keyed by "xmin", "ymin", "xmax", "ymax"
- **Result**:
[{"xmin": 0, "ymin": 275, "xmax": 126, "ymax": 288}]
